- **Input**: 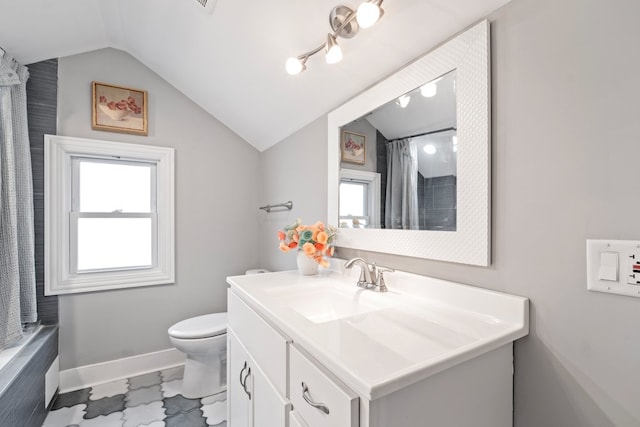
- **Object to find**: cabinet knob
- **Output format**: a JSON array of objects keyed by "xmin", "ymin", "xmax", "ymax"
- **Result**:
[{"xmin": 301, "ymin": 382, "xmax": 330, "ymax": 415}]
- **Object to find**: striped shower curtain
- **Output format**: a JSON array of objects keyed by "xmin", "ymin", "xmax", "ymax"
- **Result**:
[{"xmin": 0, "ymin": 51, "xmax": 37, "ymax": 350}]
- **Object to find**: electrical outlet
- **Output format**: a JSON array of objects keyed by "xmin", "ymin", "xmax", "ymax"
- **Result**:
[
  {"xmin": 627, "ymin": 251, "xmax": 640, "ymax": 286},
  {"xmin": 587, "ymin": 240, "xmax": 640, "ymax": 298}
]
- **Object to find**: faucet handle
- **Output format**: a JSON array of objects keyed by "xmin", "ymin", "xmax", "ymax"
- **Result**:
[{"xmin": 374, "ymin": 267, "xmax": 395, "ymax": 292}]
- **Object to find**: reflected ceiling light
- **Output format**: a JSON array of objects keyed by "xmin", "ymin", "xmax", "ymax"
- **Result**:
[
  {"xmin": 452, "ymin": 135, "xmax": 458, "ymax": 145},
  {"xmin": 424, "ymin": 144, "xmax": 436, "ymax": 154},
  {"xmin": 396, "ymin": 95, "xmax": 411, "ymax": 108},
  {"xmin": 285, "ymin": 1, "xmax": 385, "ymax": 75},
  {"xmin": 325, "ymin": 34, "xmax": 343, "ymax": 64},
  {"xmin": 420, "ymin": 82, "xmax": 437, "ymax": 97}
]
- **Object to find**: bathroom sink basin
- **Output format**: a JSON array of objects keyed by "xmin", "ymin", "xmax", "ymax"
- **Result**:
[{"xmin": 275, "ymin": 285, "xmax": 383, "ymax": 323}]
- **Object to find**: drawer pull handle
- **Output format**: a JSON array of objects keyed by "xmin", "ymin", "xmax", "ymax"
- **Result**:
[
  {"xmin": 301, "ymin": 382, "xmax": 330, "ymax": 415},
  {"xmin": 239, "ymin": 361, "xmax": 248, "ymax": 387},
  {"xmin": 239, "ymin": 362, "xmax": 252, "ymax": 400},
  {"xmin": 244, "ymin": 367, "xmax": 252, "ymax": 400}
]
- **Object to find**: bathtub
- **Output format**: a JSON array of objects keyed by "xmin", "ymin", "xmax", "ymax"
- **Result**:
[
  {"xmin": 0, "ymin": 325, "xmax": 43, "ymax": 374},
  {"xmin": 0, "ymin": 324, "xmax": 59, "ymax": 426}
]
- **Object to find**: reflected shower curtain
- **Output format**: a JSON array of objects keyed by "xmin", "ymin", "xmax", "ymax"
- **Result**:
[
  {"xmin": 385, "ymin": 138, "xmax": 419, "ymax": 229},
  {"xmin": 0, "ymin": 52, "xmax": 37, "ymax": 349}
]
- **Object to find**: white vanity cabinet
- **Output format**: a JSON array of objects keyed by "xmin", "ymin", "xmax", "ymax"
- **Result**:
[
  {"xmin": 227, "ymin": 292, "xmax": 291, "ymax": 427},
  {"xmin": 227, "ymin": 269, "xmax": 529, "ymax": 427}
]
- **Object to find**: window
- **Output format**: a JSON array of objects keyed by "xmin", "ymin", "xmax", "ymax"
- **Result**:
[
  {"xmin": 338, "ymin": 169, "xmax": 380, "ymax": 229},
  {"xmin": 45, "ymin": 135, "xmax": 175, "ymax": 295}
]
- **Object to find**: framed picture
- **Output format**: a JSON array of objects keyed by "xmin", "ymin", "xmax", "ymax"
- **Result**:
[
  {"xmin": 341, "ymin": 131, "xmax": 366, "ymax": 165},
  {"xmin": 92, "ymin": 82, "xmax": 148, "ymax": 136}
]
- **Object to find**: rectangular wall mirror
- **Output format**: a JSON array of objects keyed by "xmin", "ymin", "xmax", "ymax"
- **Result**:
[{"xmin": 327, "ymin": 20, "xmax": 490, "ymax": 266}]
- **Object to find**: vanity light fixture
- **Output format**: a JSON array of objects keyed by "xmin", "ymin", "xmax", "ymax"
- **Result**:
[{"xmin": 285, "ymin": 0, "xmax": 384, "ymax": 75}]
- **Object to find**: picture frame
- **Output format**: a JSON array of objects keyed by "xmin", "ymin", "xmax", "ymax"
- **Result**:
[
  {"xmin": 92, "ymin": 81, "xmax": 148, "ymax": 136},
  {"xmin": 341, "ymin": 130, "xmax": 366, "ymax": 165}
]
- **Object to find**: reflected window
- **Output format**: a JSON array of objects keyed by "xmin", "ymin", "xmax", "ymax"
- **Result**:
[{"xmin": 339, "ymin": 180, "xmax": 369, "ymax": 228}]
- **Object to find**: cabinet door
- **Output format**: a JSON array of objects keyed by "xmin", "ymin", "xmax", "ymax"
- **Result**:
[
  {"xmin": 253, "ymin": 360, "xmax": 290, "ymax": 427},
  {"xmin": 289, "ymin": 411, "xmax": 309, "ymax": 427},
  {"xmin": 228, "ymin": 330, "xmax": 252, "ymax": 427}
]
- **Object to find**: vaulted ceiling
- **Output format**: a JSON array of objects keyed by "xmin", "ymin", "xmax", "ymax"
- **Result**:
[{"xmin": 0, "ymin": 0, "xmax": 510, "ymax": 151}]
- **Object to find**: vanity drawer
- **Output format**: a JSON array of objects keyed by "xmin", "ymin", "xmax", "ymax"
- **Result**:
[
  {"xmin": 289, "ymin": 345, "xmax": 359, "ymax": 427},
  {"xmin": 228, "ymin": 290, "xmax": 289, "ymax": 397}
]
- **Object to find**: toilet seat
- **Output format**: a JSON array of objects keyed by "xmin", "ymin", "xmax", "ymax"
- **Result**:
[{"xmin": 168, "ymin": 313, "xmax": 227, "ymax": 339}]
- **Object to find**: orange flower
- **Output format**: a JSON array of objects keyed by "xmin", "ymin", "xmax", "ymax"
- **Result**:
[
  {"xmin": 288, "ymin": 241, "xmax": 298, "ymax": 249},
  {"xmin": 279, "ymin": 242, "xmax": 291, "ymax": 253},
  {"xmin": 277, "ymin": 230, "xmax": 286, "ymax": 241},
  {"xmin": 302, "ymin": 242, "xmax": 316, "ymax": 256},
  {"xmin": 316, "ymin": 231, "xmax": 328, "ymax": 244},
  {"xmin": 296, "ymin": 225, "xmax": 306, "ymax": 232},
  {"xmin": 312, "ymin": 229, "xmax": 319, "ymax": 241},
  {"xmin": 325, "ymin": 246, "xmax": 335, "ymax": 257},
  {"xmin": 319, "ymin": 258, "xmax": 330, "ymax": 268},
  {"xmin": 314, "ymin": 221, "xmax": 325, "ymax": 231},
  {"xmin": 292, "ymin": 232, "xmax": 299, "ymax": 242},
  {"xmin": 314, "ymin": 243, "xmax": 325, "ymax": 251}
]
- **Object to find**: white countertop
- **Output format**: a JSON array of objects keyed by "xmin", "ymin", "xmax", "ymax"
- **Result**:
[{"xmin": 227, "ymin": 266, "xmax": 528, "ymax": 400}]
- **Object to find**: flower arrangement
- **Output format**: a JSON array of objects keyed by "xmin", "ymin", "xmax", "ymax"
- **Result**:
[{"xmin": 278, "ymin": 219, "xmax": 337, "ymax": 268}]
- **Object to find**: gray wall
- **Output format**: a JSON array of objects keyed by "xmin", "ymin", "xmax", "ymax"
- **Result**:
[
  {"xmin": 258, "ymin": 0, "xmax": 640, "ymax": 425},
  {"xmin": 57, "ymin": 48, "xmax": 260, "ymax": 370},
  {"xmin": 258, "ymin": 117, "xmax": 328, "ymax": 272}
]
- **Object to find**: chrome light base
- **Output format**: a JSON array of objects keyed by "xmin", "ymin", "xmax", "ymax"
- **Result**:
[{"xmin": 329, "ymin": 6, "xmax": 359, "ymax": 38}]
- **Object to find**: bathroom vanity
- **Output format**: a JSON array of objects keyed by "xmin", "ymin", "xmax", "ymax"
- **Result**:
[{"xmin": 226, "ymin": 266, "xmax": 528, "ymax": 427}]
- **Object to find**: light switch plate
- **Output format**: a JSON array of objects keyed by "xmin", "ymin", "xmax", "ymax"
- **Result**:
[{"xmin": 587, "ymin": 239, "xmax": 640, "ymax": 298}]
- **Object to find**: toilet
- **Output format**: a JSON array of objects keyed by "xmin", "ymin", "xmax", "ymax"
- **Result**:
[{"xmin": 168, "ymin": 312, "xmax": 227, "ymax": 398}]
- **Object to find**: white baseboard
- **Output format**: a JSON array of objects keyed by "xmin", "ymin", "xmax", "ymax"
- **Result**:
[{"xmin": 59, "ymin": 348, "xmax": 185, "ymax": 393}]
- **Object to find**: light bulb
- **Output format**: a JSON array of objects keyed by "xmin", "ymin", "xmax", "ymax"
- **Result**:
[
  {"xmin": 420, "ymin": 82, "xmax": 437, "ymax": 97},
  {"xmin": 286, "ymin": 57, "xmax": 304, "ymax": 75},
  {"xmin": 325, "ymin": 34, "xmax": 343, "ymax": 64},
  {"xmin": 356, "ymin": 2, "xmax": 381, "ymax": 28},
  {"xmin": 396, "ymin": 95, "xmax": 410, "ymax": 108},
  {"xmin": 423, "ymin": 144, "xmax": 436, "ymax": 155}
]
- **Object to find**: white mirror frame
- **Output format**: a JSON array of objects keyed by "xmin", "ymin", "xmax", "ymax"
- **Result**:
[{"xmin": 327, "ymin": 20, "xmax": 490, "ymax": 266}]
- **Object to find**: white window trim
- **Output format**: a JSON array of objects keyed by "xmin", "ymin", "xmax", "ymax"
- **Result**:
[
  {"xmin": 339, "ymin": 169, "xmax": 381, "ymax": 228},
  {"xmin": 45, "ymin": 135, "xmax": 175, "ymax": 295}
]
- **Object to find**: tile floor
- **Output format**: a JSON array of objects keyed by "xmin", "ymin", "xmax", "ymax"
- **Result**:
[{"xmin": 42, "ymin": 366, "xmax": 227, "ymax": 427}]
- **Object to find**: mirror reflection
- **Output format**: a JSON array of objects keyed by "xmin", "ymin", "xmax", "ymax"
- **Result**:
[{"xmin": 339, "ymin": 70, "xmax": 457, "ymax": 231}]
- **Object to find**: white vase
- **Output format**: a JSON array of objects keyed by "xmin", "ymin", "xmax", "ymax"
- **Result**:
[{"xmin": 296, "ymin": 250, "xmax": 318, "ymax": 275}]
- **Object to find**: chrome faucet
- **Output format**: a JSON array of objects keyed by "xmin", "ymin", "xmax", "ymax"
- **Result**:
[{"xmin": 344, "ymin": 258, "xmax": 394, "ymax": 292}]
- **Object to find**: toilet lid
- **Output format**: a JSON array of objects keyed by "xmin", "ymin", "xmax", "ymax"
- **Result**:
[{"xmin": 168, "ymin": 313, "xmax": 227, "ymax": 339}]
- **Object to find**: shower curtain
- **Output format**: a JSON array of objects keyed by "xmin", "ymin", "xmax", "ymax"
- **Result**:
[
  {"xmin": 385, "ymin": 138, "xmax": 419, "ymax": 229},
  {"xmin": 0, "ymin": 51, "xmax": 37, "ymax": 350}
]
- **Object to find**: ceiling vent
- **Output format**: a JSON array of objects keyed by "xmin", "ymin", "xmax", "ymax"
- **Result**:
[{"xmin": 194, "ymin": 0, "xmax": 218, "ymax": 14}]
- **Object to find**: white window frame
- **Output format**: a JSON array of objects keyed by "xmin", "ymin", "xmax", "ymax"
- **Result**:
[
  {"xmin": 45, "ymin": 135, "xmax": 175, "ymax": 295},
  {"xmin": 339, "ymin": 169, "xmax": 381, "ymax": 228}
]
